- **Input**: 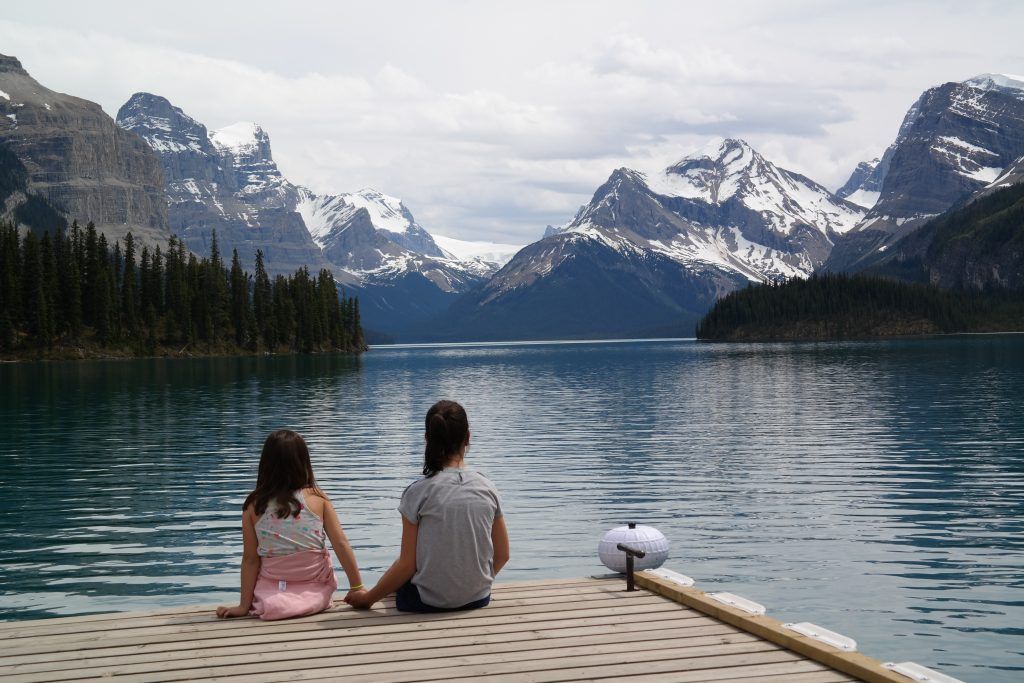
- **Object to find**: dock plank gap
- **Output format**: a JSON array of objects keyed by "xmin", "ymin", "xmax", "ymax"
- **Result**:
[{"xmin": 0, "ymin": 575, "xmax": 917, "ymax": 682}]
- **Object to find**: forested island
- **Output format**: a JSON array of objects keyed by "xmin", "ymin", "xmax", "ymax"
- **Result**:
[
  {"xmin": 0, "ymin": 222, "xmax": 365, "ymax": 360},
  {"xmin": 696, "ymin": 273, "xmax": 1024, "ymax": 341}
]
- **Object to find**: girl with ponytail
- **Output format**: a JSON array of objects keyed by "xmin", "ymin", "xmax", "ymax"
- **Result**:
[{"xmin": 346, "ymin": 400, "xmax": 509, "ymax": 612}]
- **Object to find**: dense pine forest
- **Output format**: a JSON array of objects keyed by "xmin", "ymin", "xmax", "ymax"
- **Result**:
[
  {"xmin": 0, "ymin": 222, "xmax": 365, "ymax": 359},
  {"xmin": 696, "ymin": 273, "xmax": 1024, "ymax": 341}
]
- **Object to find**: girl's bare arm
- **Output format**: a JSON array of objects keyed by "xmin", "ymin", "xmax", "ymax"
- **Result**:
[
  {"xmin": 321, "ymin": 497, "xmax": 364, "ymax": 595},
  {"xmin": 492, "ymin": 516, "xmax": 510, "ymax": 575},
  {"xmin": 216, "ymin": 507, "xmax": 260, "ymax": 618},
  {"xmin": 346, "ymin": 516, "xmax": 418, "ymax": 608}
]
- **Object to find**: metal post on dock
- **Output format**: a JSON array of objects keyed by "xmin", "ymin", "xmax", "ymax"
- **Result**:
[{"xmin": 617, "ymin": 522, "xmax": 647, "ymax": 591}]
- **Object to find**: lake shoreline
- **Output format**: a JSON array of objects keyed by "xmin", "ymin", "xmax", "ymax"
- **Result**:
[
  {"xmin": 0, "ymin": 341, "xmax": 367, "ymax": 363},
  {"xmin": 696, "ymin": 327, "xmax": 1024, "ymax": 343}
]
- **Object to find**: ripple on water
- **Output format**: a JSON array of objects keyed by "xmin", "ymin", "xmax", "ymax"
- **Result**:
[{"xmin": 1, "ymin": 338, "xmax": 1023, "ymax": 681}]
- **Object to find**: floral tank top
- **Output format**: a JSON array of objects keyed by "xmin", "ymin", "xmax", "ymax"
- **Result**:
[{"xmin": 255, "ymin": 490, "xmax": 327, "ymax": 558}]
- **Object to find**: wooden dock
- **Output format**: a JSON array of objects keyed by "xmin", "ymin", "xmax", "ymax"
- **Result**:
[{"xmin": 0, "ymin": 575, "xmax": 918, "ymax": 683}]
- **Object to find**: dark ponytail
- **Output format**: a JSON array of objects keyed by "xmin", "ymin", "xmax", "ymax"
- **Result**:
[{"xmin": 424, "ymin": 400, "xmax": 469, "ymax": 477}]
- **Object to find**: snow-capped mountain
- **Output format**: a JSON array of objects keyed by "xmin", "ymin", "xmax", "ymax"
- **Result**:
[
  {"xmin": 425, "ymin": 138, "xmax": 863, "ymax": 341},
  {"xmin": 116, "ymin": 94, "xmax": 335, "ymax": 277},
  {"xmin": 297, "ymin": 188, "xmax": 445, "ymax": 260},
  {"xmin": 295, "ymin": 188, "xmax": 501, "ymax": 294},
  {"xmin": 551, "ymin": 138, "xmax": 863, "ymax": 281},
  {"xmin": 827, "ymin": 73, "xmax": 1024, "ymax": 271}
]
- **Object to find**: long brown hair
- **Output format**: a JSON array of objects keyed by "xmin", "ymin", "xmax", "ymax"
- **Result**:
[
  {"xmin": 243, "ymin": 430, "xmax": 322, "ymax": 517},
  {"xmin": 424, "ymin": 400, "xmax": 469, "ymax": 477}
]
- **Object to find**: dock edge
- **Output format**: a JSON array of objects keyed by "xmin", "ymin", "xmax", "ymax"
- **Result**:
[{"xmin": 635, "ymin": 571, "xmax": 909, "ymax": 683}]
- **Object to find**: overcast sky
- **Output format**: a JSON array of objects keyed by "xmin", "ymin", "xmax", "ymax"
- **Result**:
[{"xmin": 2, "ymin": 1, "xmax": 1021, "ymax": 244}]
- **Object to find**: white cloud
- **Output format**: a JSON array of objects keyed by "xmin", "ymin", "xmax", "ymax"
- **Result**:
[{"xmin": 1, "ymin": 1, "xmax": 1022, "ymax": 244}]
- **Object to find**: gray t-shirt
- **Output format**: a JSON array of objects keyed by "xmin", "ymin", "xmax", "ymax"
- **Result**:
[{"xmin": 398, "ymin": 467, "xmax": 503, "ymax": 608}]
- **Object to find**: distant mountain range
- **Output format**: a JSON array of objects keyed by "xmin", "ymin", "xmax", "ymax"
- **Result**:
[
  {"xmin": 2, "ymin": 51, "xmax": 1023, "ymax": 342},
  {"xmin": 113, "ymin": 92, "xmax": 520, "ymax": 335},
  {"xmin": 433, "ymin": 73, "xmax": 1024, "ymax": 341},
  {"xmin": 426, "ymin": 139, "xmax": 865, "ymax": 340}
]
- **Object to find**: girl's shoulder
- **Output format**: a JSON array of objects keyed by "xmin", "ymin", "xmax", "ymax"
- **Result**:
[
  {"xmin": 300, "ymin": 486, "xmax": 327, "ymax": 499},
  {"xmin": 300, "ymin": 487, "xmax": 329, "ymax": 516}
]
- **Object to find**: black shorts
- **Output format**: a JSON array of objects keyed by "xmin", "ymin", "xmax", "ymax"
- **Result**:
[{"xmin": 395, "ymin": 580, "xmax": 491, "ymax": 613}]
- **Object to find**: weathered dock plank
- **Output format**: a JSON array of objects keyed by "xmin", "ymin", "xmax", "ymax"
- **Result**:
[{"xmin": 0, "ymin": 576, "xmax": 888, "ymax": 683}]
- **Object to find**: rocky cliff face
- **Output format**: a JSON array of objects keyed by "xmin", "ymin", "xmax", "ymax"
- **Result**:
[
  {"xmin": 827, "ymin": 74, "xmax": 1024, "ymax": 271},
  {"xmin": 0, "ymin": 141, "xmax": 67, "ymax": 233},
  {"xmin": 117, "ymin": 94, "xmax": 336, "ymax": 277},
  {"xmin": 0, "ymin": 55, "xmax": 170, "ymax": 246}
]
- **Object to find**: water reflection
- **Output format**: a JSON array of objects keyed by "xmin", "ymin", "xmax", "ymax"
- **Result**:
[{"xmin": 1, "ymin": 337, "xmax": 1023, "ymax": 681}]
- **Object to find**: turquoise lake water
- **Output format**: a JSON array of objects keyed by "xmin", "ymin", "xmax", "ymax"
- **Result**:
[{"xmin": 2, "ymin": 337, "xmax": 1023, "ymax": 681}]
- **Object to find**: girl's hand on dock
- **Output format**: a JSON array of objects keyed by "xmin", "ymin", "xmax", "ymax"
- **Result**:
[
  {"xmin": 344, "ymin": 589, "xmax": 373, "ymax": 609},
  {"xmin": 216, "ymin": 604, "xmax": 249, "ymax": 618}
]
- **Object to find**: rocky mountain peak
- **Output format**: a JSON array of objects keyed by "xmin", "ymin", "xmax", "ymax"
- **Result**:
[
  {"xmin": 638, "ymin": 138, "xmax": 863, "ymax": 238},
  {"xmin": 297, "ymin": 187, "xmax": 446, "ymax": 259},
  {"xmin": 656, "ymin": 138, "xmax": 785, "ymax": 205},
  {"xmin": 964, "ymin": 73, "xmax": 1024, "ymax": 98},
  {"xmin": 826, "ymin": 73, "xmax": 1024, "ymax": 272},
  {"xmin": 668, "ymin": 137, "xmax": 754, "ymax": 173},
  {"xmin": 0, "ymin": 54, "xmax": 26, "ymax": 75},
  {"xmin": 837, "ymin": 158, "xmax": 883, "ymax": 208},
  {"xmin": 116, "ymin": 92, "xmax": 215, "ymax": 156},
  {"xmin": 211, "ymin": 121, "xmax": 273, "ymax": 163}
]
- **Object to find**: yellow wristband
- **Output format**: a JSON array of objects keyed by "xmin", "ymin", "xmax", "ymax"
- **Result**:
[{"xmin": 349, "ymin": 583, "xmax": 364, "ymax": 591}]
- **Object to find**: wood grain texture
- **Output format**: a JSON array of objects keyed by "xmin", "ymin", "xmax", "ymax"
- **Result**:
[{"xmin": 0, "ymin": 576, "xmax": 874, "ymax": 683}]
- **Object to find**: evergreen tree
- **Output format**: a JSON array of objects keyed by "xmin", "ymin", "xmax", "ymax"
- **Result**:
[
  {"xmin": 253, "ymin": 249, "xmax": 274, "ymax": 350},
  {"xmin": 20, "ymin": 231, "xmax": 51, "ymax": 347},
  {"xmin": 229, "ymin": 249, "xmax": 249, "ymax": 347},
  {"xmin": 0, "ymin": 226, "xmax": 367, "ymax": 357},
  {"xmin": 39, "ymin": 232, "xmax": 57, "ymax": 347},
  {"xmin": 121, "ymin": 233, "xmax": 138, "ymax": 337},
  {"xmin": 272, "ymin": 275, "xmax": 294, "ymax": 350},
  {"xmin": 207, "ymin": 230, "xmax": 229, "ymax": 342},
  {"xmin": 82, "ymin": 222, "xmax": 99, "ymax": 327},
  {"xmin": 0, "ymin": 223, "xmax": 22, "ymax": 346}
]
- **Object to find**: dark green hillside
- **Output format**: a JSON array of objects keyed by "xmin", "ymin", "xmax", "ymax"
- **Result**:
[
  {"xmin": 696, "ymin": 273, "xmax": 1024, "ymax": 341},
  {"xmin": 865, "ymin": 183, "xmax": 1024, "ymax": 289}
]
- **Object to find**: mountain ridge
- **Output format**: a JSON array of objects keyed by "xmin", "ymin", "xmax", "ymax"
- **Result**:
[
  {"xmin": 826, "ymin": 73, "xmax": 1024, "ymax": 272},
  {"xmin": 419, "ymin": 137, "xmax": 861, "ymax": 340},
  {"xmin": 0, "ymin": 55, "xmax": 170, "ymax": 247}
]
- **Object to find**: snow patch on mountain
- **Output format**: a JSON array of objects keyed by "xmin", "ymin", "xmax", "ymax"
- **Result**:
[
  {"xmin": 931, "ymin": 135, "xmax": 1004, "ymax": 183},
  {"xmin": 509, "ymin": 137, "xmax": 866, "ymax": 289},
  {"xmin": 342, "ymin": 189, "xmax": 418, "ymax": 236},
  {"xmin": 433, "ymin": 234, "xmax": 522, "ymax": 267},
  {"xmin": 844, "ymin": 189, "xmax": 880, "ymax": 208},
  {"xmin": 645, "ymin": 138, "xmax": 863, "ymax": 235},
  {"xmin": 964, "ymin": 73, "xmax": 1024, "ymax": 98},
  {"xmin": 210, "ymin": 122, "xmax": 265, "ymax": 155},
  {"xmin": 296, "ymin": 188, "xmax": 421, "ymax": 241},
  {"xmin": 296, "ymin": 190, "xmax": 358, "ymax": 246}
]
